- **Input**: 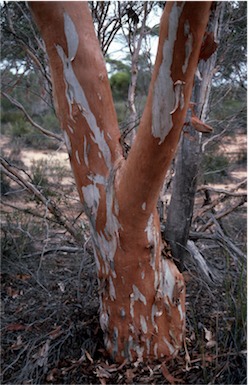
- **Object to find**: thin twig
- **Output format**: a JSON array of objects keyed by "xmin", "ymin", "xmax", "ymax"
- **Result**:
[
  {"xmin": 199, "ymin": 197, "xmax": 246, "ymax": 232},
  {"xmin": 22, "ymin": 246, "xmax": 82, "ymax": 259},
  {"xmin": 2, "ymin": 92, "xmax": 62, "ymax": 142},
  {"xmin": 1, "ymin": 158, "xmax": 82, "ymax": 243}
]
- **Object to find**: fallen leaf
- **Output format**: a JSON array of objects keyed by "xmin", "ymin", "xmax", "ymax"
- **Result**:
[
  {"xmin": 204, "ymin": 327, "xmax": 216, "ymax": 348},
  {"xmin": 206, "ymin": 340, "xmax": 217, "ymax": 348},
  {"xmin": 58, "ymin": 282, "xmax": 65, "ymax": 292},
  {"xmin": 49, "ymin": 325, "xmax": 62, "ymax": 340},
  {"xmin": 6, "ymin": 323, "xmax": 27, "ymax": 331},
  {"xmin": 6, "ymin": 287, "xmax": 20, "ymax": 299},
  {"xmin": 204, "ymin": 327, "xmax": 212, "ymax": 342},
  {"xmin": 46, "ymin": 368, "xmax": 60, "ymax": 382},
  {"xmin": 85, "ymin": 350, "xmax": 93, "ymax": 364},
  {"xmin": 126, "ymin": 368, "xmax": 135, "ymax": 384},
  {"xmin": 16, "ymin": 274, "xmax": 31, "ymax": 281},
  {"xmin": 32, "ymin": 340, "xmax": 50, "ymax": 368},
  {"xmin": 161, "ymin": 362, "xmax": 182, "ymax": 384},
  {"xmin": 95, "ymin": 365, "xmax": 112, "ymax": 379},
  {"xmin": 11, "ymin": 335, "xmax": 24, "ymax": 350}
]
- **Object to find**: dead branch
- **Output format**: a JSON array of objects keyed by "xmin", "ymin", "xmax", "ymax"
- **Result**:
[
  {"xmin": 186, "ymin": 240, "xmax": 217, "ymax": 282},
  {"xmin": 1, "ymin": 199, "xmax": 61, "ymax": 225},
  {"xmin": 194, "ymin": 179, "xmax": 247, "ymax": 220},
  {"xmin": 199, "ymin": 196, "xmax": 246, "ymax": 232},
  {"xmin": 202, "ymin": 128, "xmax": 227, "ymax": 152},
  {"xmin": 197, "ymin": 184, "xmax": 247, "ymax": 197},
  {"xmin": 0, "ymin": 157, "xmax": 82, "ymax": 244},
  {"xmin": 22, "ymin": 246, "xmax": 82, "ymax": 259},
  {"xmin": 190, "ymin": 226, "xmax": 246, "ymax": 262},
  {"xmin": 1, "ymin": 92, "xmax": 62, "ymax": 142}
]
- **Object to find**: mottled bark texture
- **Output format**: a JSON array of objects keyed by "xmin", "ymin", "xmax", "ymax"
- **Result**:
[
  {"xmin": 164, "ymin": 2, "xmax": 223, "ymax": 268},
  {"xmin": 29, "ymin": 1, "xmax": 212, "ymax": 363}
]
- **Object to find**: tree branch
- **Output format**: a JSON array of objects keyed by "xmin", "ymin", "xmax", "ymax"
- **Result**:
[
  {"xmin": 2, "ymin": 92, "xmax": 62, "ymax": 142},
  {"xmin": 198, "ymin": 197, "xmax": 246, "ymax": 232},
  {"xmin": 0, "ymin": 158, "xmax": 81, "ymax": 243},
  {"xmin": 197, "ymin": 184, "xmax": 247, "ymax": 197}
]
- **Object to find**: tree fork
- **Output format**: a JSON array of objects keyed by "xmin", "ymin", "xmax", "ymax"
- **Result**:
[{"xmin": 29, "ymin": 1, "xmax": 212, "ymax": 362}]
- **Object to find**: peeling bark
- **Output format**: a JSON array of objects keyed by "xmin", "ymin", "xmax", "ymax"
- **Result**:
[
  {"xmin": 164, "ymin": 2, "xmax": 224, "ymax": 268},
  {"xmin": 29, "ymin": 1, "xmax": 212, "ymax": 363}
]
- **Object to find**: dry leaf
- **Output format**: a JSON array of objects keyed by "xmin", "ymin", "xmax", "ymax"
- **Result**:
[
  {"xmin": 85, "ymin": 350, "xmax": 93, "ymax": 364},
  {"xmin": 16, "ymin": 274, "xmax": 31, "ymax": 281},
  {"xmin": 161, "ymin": 362, "xmax": 182, "ymax": 384},
  {"xmin": 204, "ymin": 327, "xmax": 216, "ymax": 348},
  {"xmin": 95, "ymin": 365, "xmax": 112, "ymax": 379},
  {"xmin": 6, "ymin": 287, "xmax": 20, "ymax": 299},
  {"xmin": 11, "ymin": 335, "xmax": 23, "ymax": 350},
  {"xmin": 32, "ymin": 340, "xmax": 50, "ymax": 367},
  {"xmin": 49, "ymin": 325, "xmax": 62, "ymax": 340},
  {"xmin": 206, "ymin": 340, "xmax": 217, "ymax": 348},
  {"xmin": 58, "ymin": 282, "xmax": 65, "ymax": 292},
  {"xmin": 46, "ymin": 368, "xmax": 59, "ymax": 382},
  {"xmin": 6, "ymin": 323, "xmax": 26, "ymax": 331},
  {"xmin": 126, "ymin": 368, "xmax": 135, "ymax": 384},
  {"xmin": 204, "ymin": 327, "xmax": 212, "ymax": 341}
]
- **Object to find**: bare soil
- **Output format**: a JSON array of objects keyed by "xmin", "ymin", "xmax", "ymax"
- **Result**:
[{"xmin": 1, "ymin": 134, "xmax": 247, "ymax": 384}]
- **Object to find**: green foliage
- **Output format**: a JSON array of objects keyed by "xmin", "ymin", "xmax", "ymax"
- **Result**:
[
  {"xmin": 30, "ymin": 159, "xmax": 50, "ymax": 192},
  {"xmin": 0, "ymin": 2, "xmax": 45, "ymax": 71},
  {"xmin": 202, "ymin": 152, "xmax": 229, "ymax": 183},
  {"xmin": 2, "ymin": 116, "xmax": 59, "ymax": 150},
  {"xmin": 30, "ymin": 158, "xmax": 68, "ymax": 198},
  {"xmin": 209, "ymin": 84, "xmax": 247, "ymax": 128},
  {"xmin": 215, "ymin": 1, "xmax": 247, "ymax": 85},
  {"xmin": 1, "ymin": 211, "xmax": 36, "ymax": 258},
  {"xmin": 10, "ymin": 117, "xmax": 33, "ymax": 137},
  {"xmin": 0, "ymin": 169, "xmax": 11, "ymax": 195},
  {"xmin": 114, "ymin": 101, "xmax": 128, "ymax": 124},
  {"xmin": 39, "ymin": 113, "xmax": 60, "ymax": 133},
  {"xmin": 106, "ymin": 57, "xmax": 130, "ymax": 74},
  {"xmin": 224, "ymin": 256, "xmax": 247, "ymax": 353},
  {"xmin": 110, "ymin": 71, "xmax": 130, "ymax": 100}
]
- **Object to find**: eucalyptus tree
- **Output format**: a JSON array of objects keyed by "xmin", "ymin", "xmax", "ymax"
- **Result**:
[{"xmin": 29, "ymin": 1, "xmax": 212, "ymax": 362}]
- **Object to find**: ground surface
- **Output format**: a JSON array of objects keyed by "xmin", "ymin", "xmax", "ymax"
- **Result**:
[{"xmin": 1, "ymin": 133, "xmax": 247, "ymax": 384}]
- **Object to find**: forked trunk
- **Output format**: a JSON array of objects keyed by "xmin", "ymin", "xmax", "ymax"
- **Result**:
[{"xmin": 29, "ymin": 1, "xmax": 212, "ymax": 362}]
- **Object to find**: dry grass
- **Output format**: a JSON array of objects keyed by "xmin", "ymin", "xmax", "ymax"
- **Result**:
[{"xmin": 1, "ymin": 134, "xmax": 247, "ymax": 384}]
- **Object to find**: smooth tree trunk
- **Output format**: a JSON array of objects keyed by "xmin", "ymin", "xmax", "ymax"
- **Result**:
[
  {"xmin": 164, "ymin": 2, "xmax": 225, "ymax": 268},
  {"xmin": 29, "ymin": 1, "xmax": 212, "ymax": 363},
  {"xmin": 126, "ymin": 2, "xmax": 148, "ymax": 145}
]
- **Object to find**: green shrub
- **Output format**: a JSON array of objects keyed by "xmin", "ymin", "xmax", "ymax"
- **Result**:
[
  {"xmin": 114, "ymin": 101, "xmax": 128, "ymax": 124},
  {"xmin": 0, "ymin": 169, "xmax": 11, "ymax": 195},
  {"xmin": 30, "ymin": 158, "xmax": 68, "ymax": 198},
  {"xmin": 6, "ymin": 116, "xmax": 59, "ymax": 150},
  {"xmin": 110, "ymin": 71, "xmax": 130, "ymax": 100},
  {"xmin": 1, "ymin": 110, "xmax": 24, "ymax": 125},
  {"xmin": 11, "ymin": 117, "xmax": 33, "ymax": 137},
  {"xmin": 38, "ymin": 112, "xmax": 60, "ymax": 133},
  {"xmin": 30, "ymin": 159, "xmax": 50, "ymax": 191},
  {"xmin": 202, "ymin": 152, "xmax": 229, "ymax": 183}
]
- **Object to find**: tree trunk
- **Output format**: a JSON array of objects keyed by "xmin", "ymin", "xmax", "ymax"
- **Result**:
[
  {"xmin": 164, "ymin": 2, "xmax": 224, "ymax": 268},
  {"xmin": 29, "ymin": 1, "xmax": 212, "ymax": 363},
  {"xmin": 126, "ymin": 2, "xmax": 148, "ymax": 145}
]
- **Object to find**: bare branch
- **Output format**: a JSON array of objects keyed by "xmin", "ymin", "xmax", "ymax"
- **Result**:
[
  {"xmin": 198, "ymin": 197, "xmax": 246, "ymax": 232},
  {"xmin": 1, "ymin": 200, "xmax": 60, "ymax": 226},
  {"xmin": 197, "ymin": 184, "xmax": 247, "ymax": 197},
  {"xmin": 202, "ymin": 128, "xmax": 227, "ymax": 152},
  {"xmin": 186, "ymin": 240, "xmax": 217, "ymax": 282},
  {"xmin": 0, "ymin": 158, "xmax": 81, "ymax": 243},
  {"xmin": 2, "ymin": 92, "xmax": 62, "ymax": 142}
]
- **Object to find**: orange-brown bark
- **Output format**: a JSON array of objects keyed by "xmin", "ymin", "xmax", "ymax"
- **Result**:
[{"xmin": 29, "ymin": 1, "xmax": 212, "ymax": 363}]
